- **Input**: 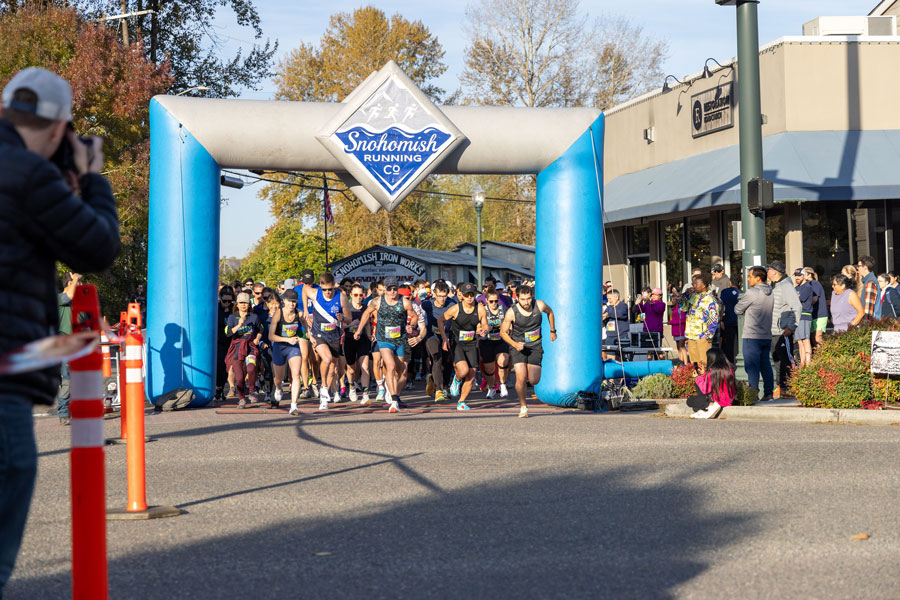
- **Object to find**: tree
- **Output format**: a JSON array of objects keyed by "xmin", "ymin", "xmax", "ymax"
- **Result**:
[
  {"xmin": 461, "ymin": 0, "xmax": 667, "ymax": 111},
  {"xmin": 0, "ymin": 5, "xmax": 172, "ymax": 318},
  {"xmin": 237, "ymin": 218, "xmax": 337, "ymax": 285},
  {"xmin": 72, "ymin": 0, "xmax": 277, "ymax": 98}
]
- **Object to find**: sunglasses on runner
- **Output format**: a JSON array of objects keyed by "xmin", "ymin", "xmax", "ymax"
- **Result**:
[
  {"xmin": 351, "ymin": 293, "xmax": 364, "ymax": 297},
  {"xmin": 487, "ymin": 299, "xmax": 498, "ymax": 304},
  {"xmin": 386, "ymin": 286, "xmax": 399, "ymax": 291},
  {"xmin": 321, "ymin": 286, "xmax": 336, "ymax": 292},
  {"xmin": 463, "ymin": 292, "xmax": 475, "ymax": 298}
]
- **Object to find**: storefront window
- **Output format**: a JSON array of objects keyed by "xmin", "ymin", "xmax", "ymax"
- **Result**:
[
  {"xmin": 766, "ymin": 211, "xmax": 785, "ymax": 266},
  {"xmin": 630, "ymin": 224, "xmax": 649, "ymax": 255},
  {"xmin": 688, "ymin": 216, "xmax": 711, "ymax": 273},
  {"xmin": 724, "ymin": 209, "xmax": 742, "ymax": 280},
  {"xmin": 802, "ymin": 204, "xmax": 850, "ymax": 282},
  {"xmin": 664, "ymin": 221, "xmax": 684, "ymax": 289}
]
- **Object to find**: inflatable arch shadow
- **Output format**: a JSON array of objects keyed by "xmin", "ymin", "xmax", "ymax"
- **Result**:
[{"xmin": 147, "ymin": 95, "xmax": 671, "ymax": 407}]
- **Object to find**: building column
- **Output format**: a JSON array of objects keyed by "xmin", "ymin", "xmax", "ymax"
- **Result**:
[
  {"xmin": 785, "ymin": 202, "xmax": 804, "ymax": 270},
  {"xmin": 649, "ymin": 221, "xmax": 662, "ymax": 290},
  {"xmin": 710, "ymin": 211, "xmax": 725, "ymax": 268}
]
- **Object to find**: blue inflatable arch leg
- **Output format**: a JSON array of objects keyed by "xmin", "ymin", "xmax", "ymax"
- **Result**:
[{"xmin": 147, "ymin": 98, "xmax": 220, "ymax": 406}]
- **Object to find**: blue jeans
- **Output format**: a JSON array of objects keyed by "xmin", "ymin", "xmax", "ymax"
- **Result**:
[
  {"xmin": 56, "ymin": 361, "xmax": 70, "ymax": 419},
  {"xmin": 0, "ymin": 396, "xmax": 37, "ymax": 596},
  {"xmin": 742, "ymin": 337, "xmax": 774, "ymax": 396}
]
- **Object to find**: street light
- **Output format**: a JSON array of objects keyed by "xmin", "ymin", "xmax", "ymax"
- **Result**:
[
  {"xmin": 472, "ymin": 184, "xmax": 486, "ymax": 285},
  {"xmin": 702, "ymin": 57, "xmax": 733, "ymax": 79},
  {"xmin": 661, "ymin": 75, "xmax": 686, "ymax": 93},
  {"xmin": 175, "ymin": 86, "xmax": 209, "ymax": 96}
]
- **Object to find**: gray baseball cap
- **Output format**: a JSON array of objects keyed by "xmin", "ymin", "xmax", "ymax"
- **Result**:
[{"xmin": 2, "ymin": 67, "xmax": 73, "ymax": 121}]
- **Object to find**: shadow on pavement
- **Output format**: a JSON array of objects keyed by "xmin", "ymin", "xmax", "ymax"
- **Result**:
[{"xmin": 8, "ymin": 462, "xmax": 754, "ymax": 599}]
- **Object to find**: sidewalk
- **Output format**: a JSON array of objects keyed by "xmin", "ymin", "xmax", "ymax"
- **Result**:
[{"xmin": 663, "ymin": 398, "xmax": 900, "ymax": 425}]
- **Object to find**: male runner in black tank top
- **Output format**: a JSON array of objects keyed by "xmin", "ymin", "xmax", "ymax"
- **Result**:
[
  {"xmin": 500, "ymin": 284, "xmax": 557, "ymax": 418},
  {"xmin": 438, "ymin": 282, "xmax": 489, "ymax": 411}
]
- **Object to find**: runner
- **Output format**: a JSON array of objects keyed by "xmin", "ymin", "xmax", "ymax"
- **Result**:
[
  {"xmin": 500, "ymin": 284, "xmax": 557, "ymax": 418},
  {"xmin": 365, "ymin": 280, "xmax": 387, "ymax": 403},
  {"xmin": 343, "ymin": 283, "xmax": 373, "ymax": 404},
  {"xmin": 303, "ymin": 272, "xmax": 352, "ymax": 410},
  {"xmin": 397, "ymin": 285, "xmax": 427, "ymax": 403},
  {"xmin": 224, "ymin": 292, "xmax": 263, "ymax": 409},
  {"xmin": 354, "ymin": 278, "xmax": 421, "ymax": 413},
  {"xmin": 422, "ymin": 280, "xmax": 456, "ymax": 402},
  {"xmin": 480, "ymin": 288, "xmax": 510, "ymax": 399},
  {"xmin": 438, "ymin": 282, "xmax": 489, "ymax": 411},
  {"xmin": 268, "ymin": 289, "xmax": 305, "ymax": 415}
]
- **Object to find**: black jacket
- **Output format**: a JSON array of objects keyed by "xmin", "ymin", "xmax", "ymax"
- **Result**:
[{"xmin": 0, "ymin": 119, "xmax": 120, "ymax": 404}]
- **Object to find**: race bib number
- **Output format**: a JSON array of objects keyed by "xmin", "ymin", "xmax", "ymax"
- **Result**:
[
  {"xmin": 432, "ymin": 325, "xmax": 441, "ymax": 336},
  {"xmin": 385, "ymin": 325, "xmax": 401, "ymax": 339},
  {"xmin": 349, "ymin": 324, "xmax": 358, "ymax": 333},
  {"xmin": 488, "ymin": 332, "xmax": 502, "ymax": 341},
  {"xmin": 282, "ymin": 323, "xmax": 298, "ymax": 337},
  {"xmin": 459, "ymin": 330, "xmax": 475, "ymax": 342},
  {"xmin": 245, "ymin": 355, "xmax": 257, "ymax": 366},
  {"xmin": 525, "ymin": 328, "xmax": 541, "ymax": 342},
  {"xmin": 321, "ymin": 322, "xmax": 337, "ymax": 332},
  {"xmin": 606, "ymin": 321, "xmax": 615, "ymax": 332}
]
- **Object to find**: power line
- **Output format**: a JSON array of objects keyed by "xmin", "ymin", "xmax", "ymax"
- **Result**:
[{"xmin": 220, "ymin": 169, "xmax": 536, "ymax": 205}]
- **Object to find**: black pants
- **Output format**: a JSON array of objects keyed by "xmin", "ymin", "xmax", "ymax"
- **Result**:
[
  {"xmin": 721, "ymin": 325, "xmax": 738, "ymax": 365},
  {"xmin": 772, "ymin": 334, "xmax": 794, "ymax": 391},
  {"xmin": 216, "ymin": 344, "xmax": 229, "ymax": 391}
]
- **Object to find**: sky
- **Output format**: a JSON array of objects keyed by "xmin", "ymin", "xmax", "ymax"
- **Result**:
[{"xmin": 214, "ymin": 0, "xmax": 878, "ymax": 258}]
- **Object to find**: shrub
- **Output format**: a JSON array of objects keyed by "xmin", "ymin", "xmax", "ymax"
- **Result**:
[
  {"xmin": 732, "ymin": 381, "xmax": 757, "ymax": 406},
  {"xmin": 814, "ymin": 319, "xmax": 900, "ymax": 360},
  {"xmin": 789, "ymin": 353, "xmax": 872, "ymax": 409},
  {"xmin": 670, "ymin": 365, "xmax": 696, "ymax": 398},
  {"xmin": 631, "ymin": 373, "xmax": 674, "ymax": 399}
]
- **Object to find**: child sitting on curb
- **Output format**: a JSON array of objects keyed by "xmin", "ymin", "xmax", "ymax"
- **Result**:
[{"xmin": 688, "ymin": 348, "xmax": 735, "ymax": 419}]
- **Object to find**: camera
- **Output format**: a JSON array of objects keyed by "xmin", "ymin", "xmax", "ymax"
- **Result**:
[{"xmin": 50, "ymin": 122, "xmax": 94, "ymax": 175}]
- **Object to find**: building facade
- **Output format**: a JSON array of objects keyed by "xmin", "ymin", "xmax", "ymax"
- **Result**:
[
  {"xmin": 453, "ymin": 241, "xmax": 535, "ymax": 272},
  {"xmin": 602, "ymin": 3, "xmax": 900, "ymax": 304}
]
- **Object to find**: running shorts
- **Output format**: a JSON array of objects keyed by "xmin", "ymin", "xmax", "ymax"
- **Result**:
[
  {"xmin": 811, "ymin": 316, "xmax": 828, "ymax": 332},
  {"xmin": 315, "ymin": 336, "xmax": 343, "ymax": 358},
  {"xmin": 795, "ymin": 319, "xmax": 811, "ymax": 341},
  {"xmin": 478, "ymin": 339, "xmax": 509, "ymax": 364},
  {"xmin": 510, "ymin": 345, "xmax": 543, "ymax": 366},
  {"xmin": 344, "ymin": 335, "xmax": 371, "ymax": 365},
  {"xmin": 453, "ymin": 343, "xmax": 479, "ymax": 369},
  {"xmin": 377, "ymin": 340, "xmax": 406, "ymax": 358},
  {"xmin": 272, "ymin": 341, "xmax": 302, "ymax": 367}
]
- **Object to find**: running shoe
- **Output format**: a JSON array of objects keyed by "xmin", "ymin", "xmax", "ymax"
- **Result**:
[
  {"xmin": 349, "ymin": 386, "xmax": 358, "ymax": 403},
  {"xmin": 456, "ymin": 400, "xmax": 471, "ymax": 411},
  {"xmin": 340, "ymin": 386, "xmax": 347, "ymax": 398},
  {"xmin": 299, "ymin": 387, "xmax": 311, "ymax": 399},
  {"xmin": 499, "ymin": 384, "xmax": 509, "ymax": 398},
  {"xmin": 425, "ymin": 374, "xmax": 434, "ymax": 397},
  {"xmin": 405, "ymin": 381, "xmax": 414, "ymax": 391},
  {"xmin": 311, "ymin": 383, "xmax": 319, "ymax": 397},
  {"xmin": 318, "ymin": 398, "xmax": 329, "ymax": 411},
  {"xmin": 434, "ymin": 390, "xmax": 446, "ymax": 403},
  {"xmin": 450, "ymin": 375, "xmax": 461, "ymax": 397},
  {"xmin": 414, "ymin": 373, "xmax": 422, "ymax": 382},
  {"xmin": 479, "ymin": 378, "xmax": 487, "ymax": 392},
  {"xmin": 486, "ymin": 388, "xmax": 495, "ymax": 400},
  {"xmin": 333, "ymin": 389, "xmax": 341, "ymax": 404},
  {"xmin": 238, "ymin": 398, "xmax": 247, "ymax": 409},
  {"xmin": 273, "ymin": 388, "xmax": 283, "ymax": 403},
  {"xmin": 360, "ymin": 391, "xmax": 370, "ymax": 405},
  {"xmin": 289, "ymin": 405, "xmax": 299, "ymax": 416},
  {"xmin": 388, "ymin": 400, "xmax": 400, "ymax": 413},
  {"xmin": 376, "ymin": 386, "xmax": 385, "ymax": 401},
  {"xmin": 519, "ymin": 406, "xmax": 528, "ymax": 418}
]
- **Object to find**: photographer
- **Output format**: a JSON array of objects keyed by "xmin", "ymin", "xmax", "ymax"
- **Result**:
[{"xmin": 0, "ymin": 68, "xmax": 120, "ymax": 594}]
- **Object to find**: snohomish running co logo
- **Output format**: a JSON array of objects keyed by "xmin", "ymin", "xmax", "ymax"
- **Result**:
[{"xmin": 317, "ymin": 61, "xmax": 466, "ymax": 212}]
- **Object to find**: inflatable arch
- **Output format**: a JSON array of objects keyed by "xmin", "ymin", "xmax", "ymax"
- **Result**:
[{"xmin": 147, "ymin": 62, "xmax": 670, "ymax": 408}]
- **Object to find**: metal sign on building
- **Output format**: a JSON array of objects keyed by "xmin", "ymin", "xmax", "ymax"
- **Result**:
[
  {"xmin": 317, "ymin": 61, "xmax": 466, "ymax": 212},
  {"xmin": 331, "ymin": 248, "xmax": 427, "ymax": 283},
  {"xmin": 691, "ymin": 82, "xmax": 734, "ymax": 138}
]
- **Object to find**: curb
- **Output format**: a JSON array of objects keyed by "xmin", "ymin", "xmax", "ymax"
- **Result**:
[{"xmin": 664, "ymin": 402, "xmax": 900, "ymax": 425}]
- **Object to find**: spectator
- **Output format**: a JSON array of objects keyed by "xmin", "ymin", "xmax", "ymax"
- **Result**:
[
  {"xmin": 719, "ymin": 273, "xmax": 741, "ymax": 364},
  {"xmin": 710, "ymin": 264, "xmax": 729, "ymax": 296},
  {"xmin": 841, "ymin": 264, "xmax": 861, "ymax": 296},
  {"xmin": 667, "ymin": 283, "xmax": 689, "ymax": 365},
  {"xmin": 767, "ymin": 260, "xmax": 802, "ymax": 396},
  {"xmin": 804, "ymin": 267, "xmax": 829, "ymax": 351},
  {"xmin": 688, "ymin": 348, "xmax": 736, "ymax": 419},
  {"xmin": 602, "ymin": 289, "xmax": 630, "ymax": 349},
  {"xmin": 889, "ymin": 272, "xmax": 899, "ymax": 289},
  {"xmin": 734, "ymin": 266, "xmax": 775, "ymax": 402},
  {"xmin": 792, "ymin": 268, "xmax": 813, "ymax": 367},
  {"xmin": 215, "ymin": 286, "xmax": 235, "ymax": 402},
  {"xmin": 682, "ymin": 268, "xmax": 703, "ymax": 294},
  {"xmin": 682, "ymin": 272, "xmax": 719, "ymax": 371},
  {"xmin": 56, "ymin": 272, "xmax": 82, "ymax": 425},
  {"xmin": 830, "ymin": 274, "xmax": 864, "ymax": 332},
  {"xmin": 0, "ymin": 67, "xmax": 120, "ymax": 597},
  {"xmin": 877, "ymin": 273, "xmax": 900, "ymax": 319},
  {"xmin": 857, "ymin": 255, "xmax": 882, "ymax": 319}
]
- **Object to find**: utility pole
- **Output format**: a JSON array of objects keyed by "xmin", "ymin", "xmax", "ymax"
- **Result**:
[
  {"xmin": 717, "ymin": 0, "xmax": 766, "ymax": 275},
  {"xmin": 98, "ymin": 4, "xmax": 154, "ymax": 46},
  {"xmin": 322, "ymin": 173, "xmax": 329, "ymax": 265}
]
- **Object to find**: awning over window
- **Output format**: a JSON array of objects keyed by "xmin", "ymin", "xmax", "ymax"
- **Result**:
[{"xmin": 604, "ymin": 130, "xmax": 900, "ymax": 224}]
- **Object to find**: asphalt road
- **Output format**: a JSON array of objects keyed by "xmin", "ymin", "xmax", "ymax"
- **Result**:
[{"xmin": 8, "ymin": 392, "xmax": 900, "ymax": 599}]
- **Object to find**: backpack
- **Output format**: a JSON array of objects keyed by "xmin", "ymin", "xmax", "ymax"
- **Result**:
[{"xmin": 153, "ymin": 388, "xmax": 194, "ymax": 411}]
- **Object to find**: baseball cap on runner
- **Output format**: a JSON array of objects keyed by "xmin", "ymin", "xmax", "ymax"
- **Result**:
[
  {"xmin": 300, "ymin": 269, "xmax": 315, "ymax": 285},
  {"xmin": 282, "ymin": 289, "xmax": 298, "ymax": 301},
  {"xmin": 2, "ymin": 68, "xmax": 73, "ymax": 121},
  {"xmin": 712, "ymin": 263, "xmax": 724, "ymax": 273},
  {"xmin": 283, "ymin": 278, "xmax": 296, "ymax": 288},
  {"xmin": 459, "ymin": 282, "xmax": 477, "ymax": 295}
]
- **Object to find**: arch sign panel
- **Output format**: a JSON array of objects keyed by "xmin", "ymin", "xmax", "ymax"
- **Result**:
[{"xmin": 146, "ymin": 61, "xmax": 671, "ymax": 409}]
